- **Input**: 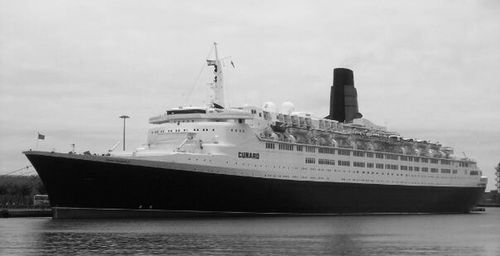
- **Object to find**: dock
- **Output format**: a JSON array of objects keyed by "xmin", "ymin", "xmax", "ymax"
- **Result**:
[{"xmin": 1, "ymin": 208, "xmax": 52, "ymax": 218}]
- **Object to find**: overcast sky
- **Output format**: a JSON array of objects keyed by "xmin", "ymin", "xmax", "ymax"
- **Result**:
[{"xmin": 1, "ymin": 0, "xmax": 499, "ymax": 190}]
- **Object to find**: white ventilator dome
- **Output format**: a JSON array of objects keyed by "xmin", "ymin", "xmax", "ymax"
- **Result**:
[
  {"xmin": 281, "ymin": 101, "xmax": 295, "ymax": 115},
  {"xmin": 262, "ymin": 102, "xmax": 277, "ymax": 112}
]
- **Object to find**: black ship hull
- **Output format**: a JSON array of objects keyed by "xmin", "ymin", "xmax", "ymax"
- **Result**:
[{"xmin": 25, "ymin": 151, "xmax": 485, "ymax": 218}]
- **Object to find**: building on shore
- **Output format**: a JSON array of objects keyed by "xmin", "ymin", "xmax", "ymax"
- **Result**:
[{"xmin": 496, "ymin": 162, "xmax": 500, "ymax": 193}]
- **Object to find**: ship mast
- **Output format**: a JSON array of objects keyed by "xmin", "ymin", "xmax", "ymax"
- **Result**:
[{"xmin": 207, "ymin": 42, "xmax": 225, "ymax": 108}]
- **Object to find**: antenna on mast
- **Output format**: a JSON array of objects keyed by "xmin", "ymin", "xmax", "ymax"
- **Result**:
[{"xmin": 207, "ymin": 42, "xmax": 225, "ymax": 108}]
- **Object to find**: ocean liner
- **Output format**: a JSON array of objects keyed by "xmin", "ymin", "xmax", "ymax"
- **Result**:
[{"xmin": 25, "ymin": 43, "xmax": 487, "ymax": 218}]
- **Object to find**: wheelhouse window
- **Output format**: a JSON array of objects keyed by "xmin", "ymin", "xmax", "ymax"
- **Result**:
[{"xmin": 167, "ymin": 109, "xmax": 206, "ymax": 115}]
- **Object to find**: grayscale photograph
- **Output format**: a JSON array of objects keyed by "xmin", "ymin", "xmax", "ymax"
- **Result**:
[{"xmin": 1, "ymin": 0, "xmax": 499, "ymax": 255}]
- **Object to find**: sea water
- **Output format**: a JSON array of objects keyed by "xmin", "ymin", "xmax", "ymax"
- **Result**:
[{"xmin": 1, "ymin": 208, "xmax": 499, "ymax": 255}]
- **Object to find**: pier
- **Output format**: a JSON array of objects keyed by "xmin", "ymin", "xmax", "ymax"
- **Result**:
[{"xmin": 1, "ymin": 208, "xmax": 52, "ymax": 218}]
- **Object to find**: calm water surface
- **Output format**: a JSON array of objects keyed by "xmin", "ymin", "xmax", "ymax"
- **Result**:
[{"xmin": 1, "ymin": 208, "xmax": 499, "ymax": 255}]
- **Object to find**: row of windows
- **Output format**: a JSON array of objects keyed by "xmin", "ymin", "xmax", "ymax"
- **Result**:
[
  {"xmin": 265, "ymin": 142, "xmax": 275, "ymax": 149},
  {"xmin": 264, "ymin": 142, "xmax": 471, "ymax": 167},
  {"xmin": 338, "ymin": 160, "xmax": 350, "ymax": 166},
  {"xmin": 318, "ymin": 159, "xmax": 336, "ymax": 165},
  {"xmin": 353, "ymin": 162, "xmax": 365, "ymax": 167},
  {"xmin": 441, "ymin": 160, "xmax": 451, "ymax": 165},
  {"xmin": 278, "ymin": 143, "xmax": 293, "ymax": 151},
  {"xmin": 353, "ymin": 151, "xmax": 364, "ymax": 157},
  {"xmin": 305, "ymin": 146, "xmax": 316, "ymax": 153},
  {"xmin": 152, "ymin": 127, "xmax": 215, "ymax": 134},
  {"xmin": 305, "ymin": 159, "xmax": 472, "ymax": 175},
  {"xmin": 318, "ymin": 147, "xmax": 335, "ymax": 154},
  {"xmin": 194, "ymin": 128, "xmax": 214, "ymax": 132},
  {"xmin": 385, "ymin": 154, "xmax": 398, "ymax": 160},
  {"xmin": 386, "ymin": 164, "xmax": 398, "ymax": 170},
  {"xmin": 338, "ymin": 150, "xmax": 351, "ymax": 156}
]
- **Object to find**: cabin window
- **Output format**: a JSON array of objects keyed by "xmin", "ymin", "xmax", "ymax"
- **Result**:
[
  {"xmin": 366, "ymin": 152, "xmax": 374, "ymax": 158},
  {"xmin": 375, "ymin": 153, "xmax": 384, "ymax": 159},
  {"xmin": 375, "ymin": 163, "xmax": 384, "ymax": 169},
  {"xmin": 441, "ymin": 169, "xmax": 451, "ymax": 174},
  {"xmin": 353, "ymin": 162, "xmax": 365, "ymax": 167},
  {"xmin": 367, "ymin": 163, "xmax": 374, "ymax": 168},
  {"xmin": 278, "ymin": 143, "xmax": 293, "ymax": 151},
  {"xmin": 386, "ymin": 154, "xmax": 398, "ymax": 160},
  {"xmin": 338, "ymin": 160, "xmax": 350, "ymax": 166},
  {"xmin": 400, "ymin": 166, "xmax": 408, "ymax": 171},
  {"xmin": 353, "ymin": 151, "xmax": 364, "ymax": 157},
  {"xmin": 338, "ymin": 149, "xmax": 351, "ymax": 156},
  {"xmin": 318, "ymin": 148, "xmax": 335, "ymax": 154},
  {"xmin": 422, "ymin": 167, "xmax": 428, "ymax": 172},
  {"xmin": 385, "ymin": 164, "xmax": 398, "ymax": 170},
  {"xmin": 430, "ymin": 168, "xmax": 438, "ymax": 173},
  {"xmin": 296, "ymin": 145, "xmax": 303, "ymax": 152},
  {"xmin": 305, "ymin": 157, "xmax": 316, "ymax": 164},
  {"xmin": 318, "ymin": 159, "xmax": 335, "ymax": 165},
  {"xmin": 470, "ymin": 171, "xmax": 479, "ymax": 176},
  {"xmin": 459, "ymin": 162, "xmax": 469, "ymax": 168},
  {"xmin": 265, "ymin": 142, "xmax": 275, "ymax": 149},
  {"xmin": 430, "ymin": 159, "xmax": 438, "ymax": 164},
  {"xmin": 305, "ymin": 146, "xmax": 316, "ymax": 153},
  {"xmin": 414, "ymin": 167, "xmax": 419, "ymax": 172}
]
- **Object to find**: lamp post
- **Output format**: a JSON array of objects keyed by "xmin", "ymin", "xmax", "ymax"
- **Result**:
[{"xmin": 119, "ymin": 115, "xmax": 130, "ymax": 151}]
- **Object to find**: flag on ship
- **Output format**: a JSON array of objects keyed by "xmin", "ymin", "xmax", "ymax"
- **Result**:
[{"xmin": 38, "ymin": 133, "xmax": 45, "ymax": 140}]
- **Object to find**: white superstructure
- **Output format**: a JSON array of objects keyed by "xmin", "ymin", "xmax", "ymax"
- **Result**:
[{"xmin": 116, "ymin": 43, "xmax": 487, "ymax": 190}]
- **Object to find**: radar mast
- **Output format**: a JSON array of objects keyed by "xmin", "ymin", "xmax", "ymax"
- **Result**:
[{"xmin": 207, "ymin": 42, "xmax": 225, "ymax": 108}]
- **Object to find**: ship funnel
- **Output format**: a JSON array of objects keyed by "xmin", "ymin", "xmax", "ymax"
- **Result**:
[{"xmin": 326, "ymin": 68, "xmax": 362, "ymax": 123}]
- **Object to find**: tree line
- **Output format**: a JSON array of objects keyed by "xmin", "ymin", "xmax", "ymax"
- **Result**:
[{"xmin": 0, "ymin": 175, "xmax": 46, "ymax": 208}]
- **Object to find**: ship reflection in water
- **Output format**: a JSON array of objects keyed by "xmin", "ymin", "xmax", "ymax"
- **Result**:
[{"xmin": 1, "ymin": 209, "xmax": 499, "ymax": 255}]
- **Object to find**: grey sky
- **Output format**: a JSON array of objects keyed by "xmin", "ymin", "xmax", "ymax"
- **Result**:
[{"xmin": 1, "ymin": 0, "xmax": 499, "ymax": 190}]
